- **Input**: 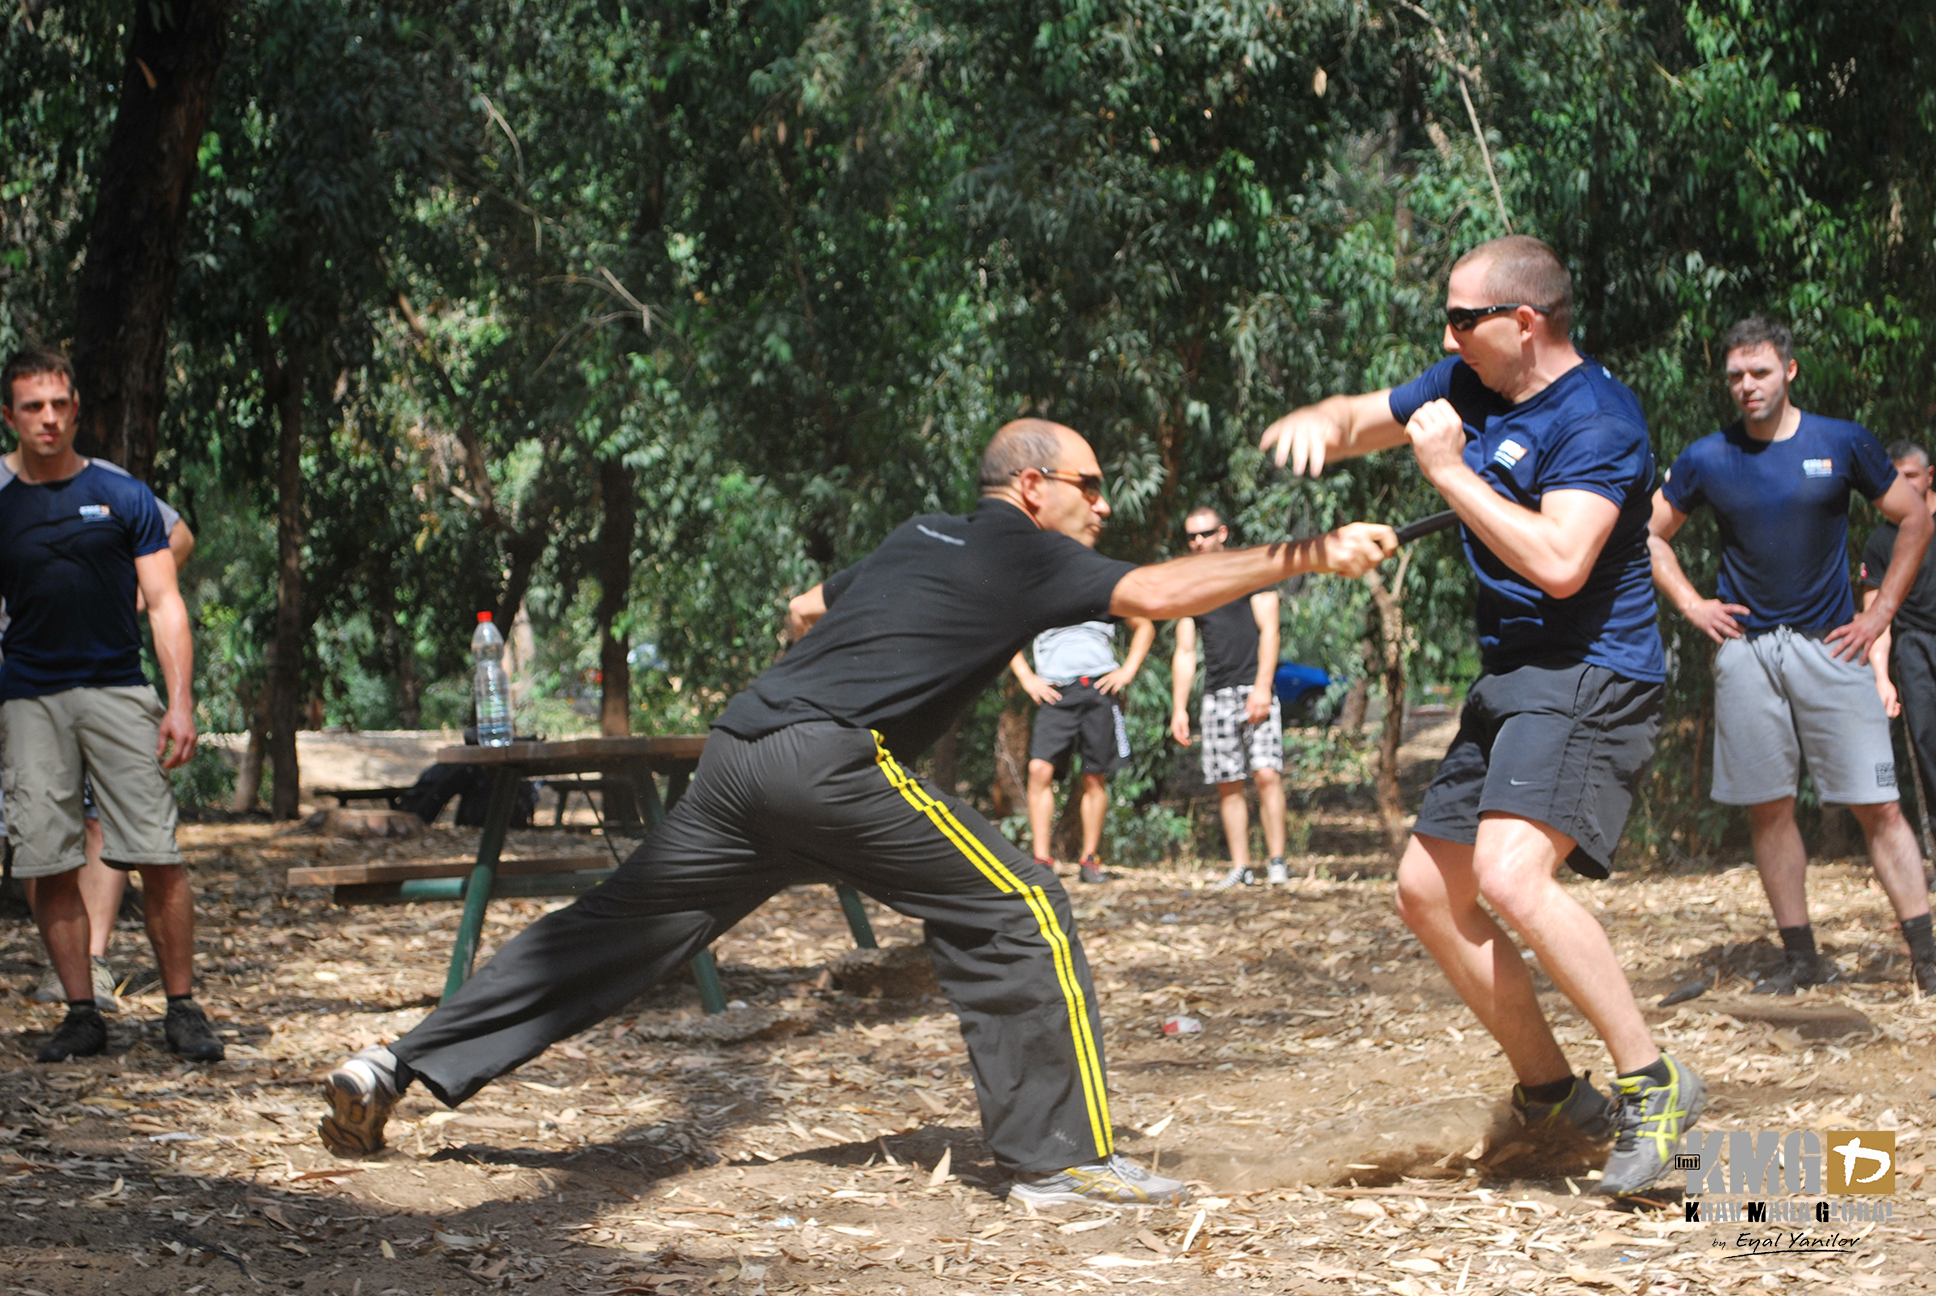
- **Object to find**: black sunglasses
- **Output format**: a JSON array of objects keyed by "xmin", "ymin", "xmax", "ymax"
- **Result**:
[
  {"xmin": 1184, "ymin": 526, "xmax": 1221, "ymax": 540},
  {"xmin": 1015, "ymin": 467, "xmax": 1105, "ymax": 501},
  {"xmin": 1445, "ymin": 302, "xmax": 1552, "ymax": 333}
]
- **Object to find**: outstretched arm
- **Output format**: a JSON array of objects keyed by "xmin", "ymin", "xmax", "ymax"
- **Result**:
[
  {"xmin": 1110, "ymin": 523, "xmax": 1396, "ymax": 621},
  {"xmin": 1259, "ymin": 389, "xmax": 1406, "ymax": 476}
]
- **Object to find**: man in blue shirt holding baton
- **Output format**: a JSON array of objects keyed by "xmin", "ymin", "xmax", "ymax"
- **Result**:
[{"xmin": 1259, "ymin": 235, "xmax": 1699, "ymax": 1196}]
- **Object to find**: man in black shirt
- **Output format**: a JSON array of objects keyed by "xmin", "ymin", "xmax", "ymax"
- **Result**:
[
  {"xmin": 317, "ymin": 419, "xmax": 1396, "ymax": 1207},
  {"xmin": 1168, "ymin": 507, "xmax": 1289, "ymax": 887},
  {"xmin": 1861, "ymin": 441, "xmax": 1936, "ymax": 992}
]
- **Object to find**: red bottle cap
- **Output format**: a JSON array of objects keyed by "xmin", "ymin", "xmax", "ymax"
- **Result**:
[{"xmin": 477, "ymin": 611, "xmax": 492, "ymax": 623}]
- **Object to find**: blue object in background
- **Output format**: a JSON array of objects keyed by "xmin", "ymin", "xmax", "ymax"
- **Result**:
[{"xmin": 1273, "ymin": 661, "xmax": 1332, "ymax": 705}]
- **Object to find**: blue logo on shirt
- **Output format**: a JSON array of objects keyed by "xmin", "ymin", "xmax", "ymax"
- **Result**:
[
  {"xmin": 1803, "ymin": 458, "xmax": 1833, "ymax": 478},
  {"xmin": 77, "ymin": 504, "xmax": 111, "ymax": 521}
]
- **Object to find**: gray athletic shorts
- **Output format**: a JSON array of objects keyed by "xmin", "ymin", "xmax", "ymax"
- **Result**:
[
  {"xmin": 1, "ymin": 685, "xmax": 183, "ymax": 878},
  {"xmin": 1711, "ymin": 627, "xmax": 1898, "ymax": 806},
  {"xmin": 1199, "ymin": 685, "xmax": 1283, "ymax": 784}
]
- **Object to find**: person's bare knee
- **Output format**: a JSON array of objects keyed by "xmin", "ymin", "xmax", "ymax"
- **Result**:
[
  {"xmin": 1849, "ymin": 800, "xmax": 1907, "ymax": 838},
  {"xmin": 1748, "ymin": 797, "xmax": 1798, "ymax": 832},
  {"xmin": 1470, "ymin": 820, "xmax": 1566, "ymax": 931},
  {"xmin": 1027, "ymin": 760, "xmax": 1056, "ymax": 793},
  {"xmin": 1253, "ymin": 767, "xmax": 1281, "ymax": 792},
  {"xmin": 1395, "ymin": 837, "xmax": 1475, "ymax": 932}
]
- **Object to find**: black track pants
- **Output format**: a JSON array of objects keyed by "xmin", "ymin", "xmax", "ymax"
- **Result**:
[
  {"xmin": 388, "ymin": 721, "xmax": 1114, "ymax": 1175},
  {"xmin": 1893, "ymin": 629, "xmax": 1936, "ymax": 819}
]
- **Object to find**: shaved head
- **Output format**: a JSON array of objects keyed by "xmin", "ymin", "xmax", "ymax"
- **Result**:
[
  {"xmin": 980, "ymin": 418, "xmax": 1079, "ymax": 490},
  {"xmin": 1453, "ymin": 235, "xmax": 1573, "ymax": 338}
]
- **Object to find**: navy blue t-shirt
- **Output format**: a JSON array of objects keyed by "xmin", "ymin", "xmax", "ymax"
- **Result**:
[
  {"xmin": 1660, "ymin": 413, "xmax": 1894, "ymax": 635},
  {"xmin": 0, "ymin": 460, "xmax": 171, "ymax": 700},
  {"xmin": 1388, "ymin": 356, "xmax": 1665, "ymax": 682}
]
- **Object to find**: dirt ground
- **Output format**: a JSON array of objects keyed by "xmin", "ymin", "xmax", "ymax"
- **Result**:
[{"xmin": 2, "ymin": 736, "xmax": 1934, "ymax": 1295}]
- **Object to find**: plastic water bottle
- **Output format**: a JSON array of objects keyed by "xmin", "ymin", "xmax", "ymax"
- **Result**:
[{"xmin": 471, "ymin": 612, "xmax": 513, "ymax": 746}]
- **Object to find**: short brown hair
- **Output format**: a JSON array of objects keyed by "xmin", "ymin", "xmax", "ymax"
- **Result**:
[
  {"xmin": 1721, "ymin": 316, "xmax": 1794, "ymax": 366},
  {"xmin": 1454, "ymin": 235, "xmax": 1574, "ymax": 337},
  {"xmin": 2, "ymin": 346, "xmax": 76, "ymax": 408}
]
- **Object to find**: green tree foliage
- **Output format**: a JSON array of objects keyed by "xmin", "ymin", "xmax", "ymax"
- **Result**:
[{"xmin": 3, "ymin": 0, "xmax": 1931, "ymax": 854}]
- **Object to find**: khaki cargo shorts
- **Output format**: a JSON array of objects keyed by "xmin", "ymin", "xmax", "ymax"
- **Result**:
[{"xmin": 1, "ymin": 684, "xmax": 183, "ymax": 878}]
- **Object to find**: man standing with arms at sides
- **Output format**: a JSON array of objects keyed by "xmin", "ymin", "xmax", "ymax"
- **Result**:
[
  {"xmin": 1259, "ymin": 235, "xmax": 1699, "ymax": 1196},
  {"xmin": 1650, "ymin": 320, "xmax": 1936, "ymax": 996},
  {"xmin": 1168, "ymin": 507, "xmax": 1290, "ymax": 888},
  {"xmin": 0, "ymin": 347, "xmax": 219, "ymax": 1063},
  {"xmin": 318, "ymin": 417, "xmax": 1396, "ymax": 1207},
  {"xmin": 1009, "ymin": 612, "xmax": 1156, "ymax": 885},
  {"xmin": 1863, "ymin": 441, "xmax": 1936, "ymax": 876}
]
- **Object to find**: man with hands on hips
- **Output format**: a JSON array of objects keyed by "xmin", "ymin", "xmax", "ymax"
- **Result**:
[
  {"xmin": 1648, "ymin": 317, "xmax": 1936, "ymax": 998},
  {"xmin": 1257, "ymin": 235, "xmax": 1700, "ymax": 1197}
]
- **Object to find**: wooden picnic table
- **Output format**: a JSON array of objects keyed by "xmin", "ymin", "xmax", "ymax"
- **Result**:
[
  {"xmin": 431, "ymin": 735, "xmax": 708, "ymax": 1001},
  {"xmin": 420, "ymin": 734, "xmax": 876, "ymax": 1011}
]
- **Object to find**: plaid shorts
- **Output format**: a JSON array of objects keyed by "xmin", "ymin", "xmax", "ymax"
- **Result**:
[{"xmin": 1199, "ymin": 685, "xmax": 1283, "ymax": 785}]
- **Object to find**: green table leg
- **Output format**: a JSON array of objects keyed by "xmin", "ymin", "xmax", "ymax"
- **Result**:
[
  {"xmin": 631, "ymin": 762, "xmax": 665, "ymax": 831},
  {"xmin": 690, "ymin": 947, "xmax": 729, "ymax": 1014},
  {"xmin": 443, "ymin": 766, "xmax": 521, "ymax": 1002},
  {"xmin": 835, "ymin": 882, "xmax": 878, "ymax": 949}
]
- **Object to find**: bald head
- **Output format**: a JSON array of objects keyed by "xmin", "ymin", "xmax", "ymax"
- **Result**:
[
  {"xmin": 1453, "ymin": 235, "xmax": 1573, "ymax": 338},
  {"xmin": 980, "ymin": 418, "xmax": 1083, "ymax": 490}
]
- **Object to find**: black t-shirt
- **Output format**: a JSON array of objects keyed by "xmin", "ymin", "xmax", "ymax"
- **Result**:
[
  {"xmin": 1860, "ymin": 508, "xmax": 1936, "ymax": 637},
  {"xmin": 1196, "ymin": 596, "xmax": 1260, "ymax": 692},
  {"xmin": 714, "ymin": 498, "xmax": 1137, "ymax": 757}
]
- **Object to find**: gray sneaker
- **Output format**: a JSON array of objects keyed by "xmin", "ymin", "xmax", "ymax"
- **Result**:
[
  {"xmin": 1010, "ymin": 1154, "xmax": 1191, "ymax": 1208},
  {"xmin": 1597, "ymin": 1054, "xmax": 1706, "ymax": 1196},
  {"xmin": 319, "ymin": 1046, "xmax": 402, "ymax": 1158},
  {"xmin": 1213, "ymin": 864, "xmax": 1254, "ymax": 890},
  {"xmin": 29, "ymin": 958, "xmax": 121, "ymax": 1011},
  {"xmin": 1511, "ymin": 1073, "xmax": 1613, "ymax": 1139},
  {"xmin": 1265, "ymin": 857, "xmax": 1290, "ymax": 884}
]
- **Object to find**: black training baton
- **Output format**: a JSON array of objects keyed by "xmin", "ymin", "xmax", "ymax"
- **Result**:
[{"xmin": 1392, "ymin": 509, "xmax": 1459, "ymax": 545}]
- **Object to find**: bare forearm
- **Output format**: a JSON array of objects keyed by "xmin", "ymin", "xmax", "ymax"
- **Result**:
[
  {"xmin": 1112, "ymin": 541, "xmax": 1328, "ymax": 621},
  {"xmin": 1171, "ymin": 651, "xmax": 1195, "ymax": 713},
  {"xmin": 1430, "ymin": 465, "xmax": 1602, "ymax": 596},
  {"xmin": 1254, "ymin": 623, "xmax": 1279, "ymax": 694},
  {"xmin": 1647, "ymin": 536, "xmax": 1708, "ymax": 617},
  {"xmin": 1874, "ymin": 510, "xmax": 1932, "ymax": 622},
  {"xmin": 148, "ymin": 598, "xmax": 195, "ymax": 711},
  {"xmin": 1119, "ymin": 617, "xmax": 1156, "ymax": 677}
]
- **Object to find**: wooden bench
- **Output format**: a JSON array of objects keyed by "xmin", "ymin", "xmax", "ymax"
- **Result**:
[
  {"xmin": 313, "ymin": 785, "xmax": 417, "ymax": 809},
  {"xmin": 288, "ymin": 735, "xmax": 878, "ymax": 1014}
]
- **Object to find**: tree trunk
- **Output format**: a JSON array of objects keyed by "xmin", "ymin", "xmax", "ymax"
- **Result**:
[
  {"xmin": 597, "ymin": 459, "xmax": 635, "ymax": 737},
  {"xmin": 229, "ymin": 677, "xmax": 267, "ymax": 812},
  {"xmin": 991, "ymin": 680, "xmax": 1029, "ymax": 818},
  {"xmin": 1366, "ymin": 556, "xmax": 1411, "ymax": 860},
  {"xmin": 258, "ymin": 329, "xmax": 305, "ymax": 819},
  {"xmin": 71, "ymin": 0, "xmax": 232, "ymax": 477},
  {"xmin": 929, "ymin": 719, "xmax": 958, "ymax": 796}
]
